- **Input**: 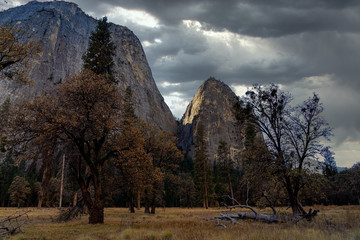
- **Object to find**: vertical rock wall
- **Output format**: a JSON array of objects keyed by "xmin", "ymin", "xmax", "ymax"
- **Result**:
[{"xmin": 0, "ymin": 1, "xmax": 176, "ymax": 132}]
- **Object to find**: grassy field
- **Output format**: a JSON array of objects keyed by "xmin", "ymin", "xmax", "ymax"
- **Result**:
[{"xmin": 1, "ymin": 206, "xmax": 360, "ymax": 240}]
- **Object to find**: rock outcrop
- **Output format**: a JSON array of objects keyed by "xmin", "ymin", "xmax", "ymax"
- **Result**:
[
  {"xmin": 0, "ymin": 1, "xmax": 176, "ymax": 132},
  {"xmin": 179, "ymin": 77, "xmax": 245, "ymax": 162}
]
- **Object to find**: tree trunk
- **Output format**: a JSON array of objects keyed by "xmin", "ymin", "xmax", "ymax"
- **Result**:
[
  {"xmin": 137, "ymin": 191, "xmax": 141, "ymax": 210},
  {"xmin": 204, "ymin": 183, "xmax": 209, "ymax": 209},
  {"xmin": 129, "ymin": 193, "xmax": 135, "ymax": 213},
  {"xmin": 37, "ymin": 191, "xmax": 43, "ymax": 208},
  {"xmin": 287, "ymin": 186, "xmax": 306, "ymax": 216},
  {"xmin": 129, "ymin": 202, "xmax": 135, "ymax": 213},
  {"xmin": 144, "ymin": 202, "xmax": 150, "ymax": 214},
  {"xmin": 88, "ymin": 206, "xmax": 104, "ymax": 224},
  {"xmin": 59, "ymin": 154, "xmax": 65, "ymax": 208},
  {"xmin": 77, "ymin": 171, "xmax": 104, "ymax": 224},
  {"xmin": 85, "ymin": 189, "xmax": 104, "ymax": 224},
  {"xmin": 228, "ymin": 171, "xmax": 234, "ymax": 205},
  {"xmin": 151, "ymin": 205, "xmax": 156, "ymax": 214},
  {"xmin": 150, "ymin": 191, "xmax": 156, "ymax": 214},
  {"xmin": 73, "ymin": 192, "xmax": 78, "ymax": 207}
]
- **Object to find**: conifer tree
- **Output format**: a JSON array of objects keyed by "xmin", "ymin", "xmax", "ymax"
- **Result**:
[
  {"xmin": 82, "ymin": 17, "xmax": 116, "ymax": 82},
  {"xmin": 194, "ymin": 123, "xmax": 212, "ymax": 209},
  {"xmin": 216, "ymin": 140, "xmax": 235, "ymax": 204}
]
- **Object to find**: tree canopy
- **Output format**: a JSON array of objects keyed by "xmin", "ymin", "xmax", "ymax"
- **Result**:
[{"xmin": 0, "ymin": 23, "xmax": 40, "ymax": 83}]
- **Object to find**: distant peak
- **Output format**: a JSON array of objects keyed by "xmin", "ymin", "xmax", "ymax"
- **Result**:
[
  {"xmin": 0, "ymin": 1, "xmax": 90, "ymax": 26},
  {"xmin": 203, "ymin": 77, "xmax": 221, "ymax": 85},
  {"xmin": 1, "ymin": 1, "xmax": 84, "ymax": 19},
  {"xmin": 23, "ymin": 1, "xmax": 79, "ymax": 9},
  {"xmin": 199, "ymin": 77, "xmax": 232, "ymax": 93}
]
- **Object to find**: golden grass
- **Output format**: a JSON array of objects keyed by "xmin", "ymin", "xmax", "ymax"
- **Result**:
[{"xmin": 0, "ymin": 206, "xmax": 359, "ymax": 240}]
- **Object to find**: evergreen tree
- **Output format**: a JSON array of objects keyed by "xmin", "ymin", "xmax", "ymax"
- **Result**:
[
  {"xmin": 322, "ymin": 147, "xmax": 337, "ymax": 178},
  {"xmin": 82, "ymin": 17, "xmax": 116, "ymax": 82},
  {"xmin": 216, "ymin": 141, "xmax": 235, "ymax": 204},
  {"xmin": 194, "ymin": 123, "xmax": 212, "ymax": 209},
  {"xmin": 0, "ymin": 154, "xmax": 17, "ymax": 206}
]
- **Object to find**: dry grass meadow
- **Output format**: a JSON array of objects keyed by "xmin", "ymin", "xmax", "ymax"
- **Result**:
[{"xmin": 1, "ymin": 206, "xmax": 360, "ymax": 240}]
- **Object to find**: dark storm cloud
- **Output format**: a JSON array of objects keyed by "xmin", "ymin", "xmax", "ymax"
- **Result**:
[
  {"xmin": 74, "ymin": 0, "xmax": 360, "ymax": 37},
  {"xmin": 273, "ymin": 32, "xmax": 360, "ymax": 88}
]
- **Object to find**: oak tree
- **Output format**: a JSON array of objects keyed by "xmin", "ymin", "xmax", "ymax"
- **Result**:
[
  {"xmin": 10, "ymin": 70, "xmax": 121, "ymax": 223},
  {"xmin": 8, "ymin": 176, "xmax": 31, "ymax": 208},
  {"xmin": 141, "ymin": 123, "xmax": 183, "ymax": 213},
  {"xmin": 113, "ymin": 87, "xmax": 153, "ymax": 213},
  {"xmin": 0, "ymin": 23, "xmax": 40, "ymax": 83}
]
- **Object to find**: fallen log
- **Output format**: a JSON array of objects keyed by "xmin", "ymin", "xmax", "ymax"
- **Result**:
[
  {"xmin": 211, "ymin": 211, "xmax": 292, "ymax": 224},
  {"xmin": 206, "ymin": 196, "xmax": 319, "ymax": 227}
]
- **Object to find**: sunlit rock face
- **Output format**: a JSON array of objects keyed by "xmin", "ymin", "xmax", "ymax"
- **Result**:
[
  {"xmin": 179, "ymin": 77, "xmax": 245, "ymax": 162},
  {"xmin": 0, "ymin": 1, "xmax": 176, "ymax": 132}
]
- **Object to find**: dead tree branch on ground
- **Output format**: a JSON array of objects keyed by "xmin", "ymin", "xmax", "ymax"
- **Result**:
[
  {"xmin": 0, "ymin": 210, "xmax": 30, "ymax": 237},
  {"xmin": 206, "ymin": 195, "xmax": 318, "ymax": 227},
  {"xmin": 54, "ymin": 198, "xmax": 86, "ymax": 222}
]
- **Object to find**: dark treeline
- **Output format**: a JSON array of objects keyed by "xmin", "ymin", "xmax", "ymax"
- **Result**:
[{"xmin": 1, "ymin": 122, "xmax": 359, "ymax": 210}]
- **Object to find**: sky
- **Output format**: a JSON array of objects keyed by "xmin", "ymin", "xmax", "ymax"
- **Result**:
[{"xmin": 1, "ymin": 0, "xmax": 360, "ymax": 167}]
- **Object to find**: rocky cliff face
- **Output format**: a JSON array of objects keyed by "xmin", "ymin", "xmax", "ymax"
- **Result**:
[
  {"xmin": 179, "ymin": 77, "xmax": 245, "ymax": 161},
  {"xmin": 0, "ymin": 1, "xmax": 176, "ymax": 132}
]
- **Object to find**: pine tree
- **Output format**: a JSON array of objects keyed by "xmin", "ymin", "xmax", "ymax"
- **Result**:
[
  {"xmin": 194, "ymin": 123, "xmax": 212, "ymax": 209},
  {"xmin": 216, "ymin": 141, "xmax": 235, "ymax": 204},
  {"xmin": 82, "ymin": 17, "xmax": 116, "ymax": 82}
]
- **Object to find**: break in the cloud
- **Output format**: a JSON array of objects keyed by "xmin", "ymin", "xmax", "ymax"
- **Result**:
[{"xmin": 2, "ymin": 0, "xmax": 360, "ymax": 167}]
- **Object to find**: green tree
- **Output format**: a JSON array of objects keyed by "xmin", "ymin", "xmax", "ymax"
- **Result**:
[
  {"xmin": 8, "ymin": 176, "xmax": 31, "ymax": 207},
  {"xmin": 0, "ymin": 154, "xmax": 17, "ymax": 206},
  {"xmin": 194, "ymin": 123, "xmax": 212, "ymax": 209},
  {"xmin": 322, "ymin": 147, "xmax": 337, "ymax": 178},
  {"xmin": 82, "ymin": 17, "xmax": 116, "ymax": 82},
  {"xmin": 216, "ymin": 140, "xmax": 235, "ymax": 204}
]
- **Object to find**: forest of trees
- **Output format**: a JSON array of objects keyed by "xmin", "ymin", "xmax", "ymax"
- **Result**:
[{"xmin": 0, "ymin": 17, "xmax": 359, "ymax": 224}]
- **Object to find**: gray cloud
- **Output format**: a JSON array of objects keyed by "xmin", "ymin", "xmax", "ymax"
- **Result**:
[{"xmin": 72, "ymin": 0, "xmax": 360, "ymax": 37}]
